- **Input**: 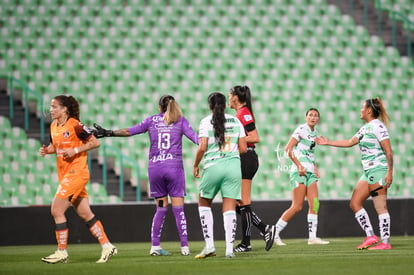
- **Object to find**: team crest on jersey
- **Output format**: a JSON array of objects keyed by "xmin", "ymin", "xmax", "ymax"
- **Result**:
[
  {"xmin": 63, "ymin": 131, "xmax": 70, "ymax": 138},
  {"xmin": 244, "ymin": 114, "xmax": 253, "ymax": 122}
]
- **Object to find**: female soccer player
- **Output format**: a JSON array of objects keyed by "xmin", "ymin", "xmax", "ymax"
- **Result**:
[
  {"xmin": 316, "ymin": 97, "xmax": 393, "ymax": 250},
  {"xmin": 228, "ymin": 85, "xmax": 275, "ymax": 252},
  {"xmin": 193, "ymin": 92, "xmax": 247, "ymax": 259},
  {"xmin": 39, "ymin": 95, "xmax": 117, "ymax": 264},
  {"xmin": 92, "ymin": 95, "xmax": 198, "ymax": 256},
  {"xmin": 274, "ymin": 108, "xmax": 329, "ymax": 246}
]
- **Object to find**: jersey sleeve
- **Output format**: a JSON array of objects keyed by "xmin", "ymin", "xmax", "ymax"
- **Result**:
[
  {"xmin": 75, "ymin": 122, "xmax": 93, "ymax": 141},
  {"xmin": 291, "ymin": 125, "xmax": 302, "ymax": 141},
  {"xmin": 182, "ymin": 116, "xmax": 199, "ymax": 145},
  {"xmin": 198, "ymin": 117, "xmax": 209, "ymax": 138},
  {"xmin": 354, "ymin": 125, "xmax": 365, "ymax": 142},
  {"xmin": 238, "ymin": 108, "xmax": 256, "ymax": 132},
  {"xmin": 374, "ymin": 123, "xmax": 390, "ymax": 142},
  {"xmin": 236, "ymin": 118, "xmax": 246, "ymax": 138},
  {"xmin": 128, "ymin": 116, "xmax": 151, "ymax": 135}
]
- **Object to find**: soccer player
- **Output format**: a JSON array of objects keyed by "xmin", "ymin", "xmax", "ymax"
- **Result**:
[
  {"xmin": 39, "ymin": 95, "xmax": 117, "ymax": 264},
  {"xmin": 273, "ymin": 108, "xmax": 329, "ymax": 246},
  {"xmin": 316, "ymin": 97, "xmax": 393, "ymax": 250},
  {"xmin": 228, "ymin": 85, "xmax": 275, "ymax": 252},
  {"xmin": 193, "ymin": 92, "xmax": 247, "ymax": 259},
  {"xmin": 92, "ymin": 95, "xmax": 198, "ymax": 256}
]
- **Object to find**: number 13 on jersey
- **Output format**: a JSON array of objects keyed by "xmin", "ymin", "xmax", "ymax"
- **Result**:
[{"xmin": 158, "ymin": 133, "xmax": 171, "ymax": 149}]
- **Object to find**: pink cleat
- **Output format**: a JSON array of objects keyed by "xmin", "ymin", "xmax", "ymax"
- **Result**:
[
  {"xmin": 367, "ymin": 243, "xmax": 392, "ymax": 250},
  {"xmin": 356, "ymin": 235, "xmax": 378, "ymax": 250}
]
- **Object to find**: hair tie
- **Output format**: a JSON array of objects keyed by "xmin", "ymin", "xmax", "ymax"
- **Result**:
[{"xmin": 369, "ymin": 98, "xmax": 379, "ymax": 112}]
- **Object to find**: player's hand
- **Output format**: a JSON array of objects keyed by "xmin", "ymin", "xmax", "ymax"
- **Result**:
[
  {"xmin": 298, "ymin": 165, "xmax": 307, "ymax": 176},
  {"xmin": 39, "ymin": 144, "xmax": 48, "ymax": 157},
  {"xmin": 385, "ymin": 170, "xmax": 393, "ymax": 188},
  {"xmin": 193, "ymin": 166, "xmax": 200, "ymax": 178},
  {"xmin": 92, "ymin": 123, "xmax": 114, "ymax": 138},
  {"xmin": 315, "ymin": 136, "xmax": 328, "ymax": 145}
]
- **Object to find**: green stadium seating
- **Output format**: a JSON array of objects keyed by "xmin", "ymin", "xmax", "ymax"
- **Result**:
[{"xmin": 1, "ymin": 0, "xmax": 413, "ymax": 203}]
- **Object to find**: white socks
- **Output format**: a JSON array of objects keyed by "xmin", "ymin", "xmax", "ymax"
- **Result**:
[
  {"xmin": 378, "ymin": 212, "xmax": 391, "ymax": 244},
  {"xmin": 223, "ymin": 210, "xmax": 237, "ymax": 255},
  {"xmin": 355, "ymin": 208, "xmax": 375, "ymax": 236},
  {"xmin": 198, "ymin": 206, "xmax": 214, "ymax": 249},
  {"xmin": 307, "ymin": 214, "xmax": 318, "ymax": 240},
  {"xmin": 275, "ymin": 218, "xmax": 288, "ymax": 237}
]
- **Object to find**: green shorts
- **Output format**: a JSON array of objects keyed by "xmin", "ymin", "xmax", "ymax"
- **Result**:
[
  {"xmin": 359, "ymin": 166, "xmax": 388, "ymax": 185},
  {"xmin": 199, "ymin": 157, "xmax": 241, "ymax": 200},
  {"xmin": 289, "ymin": 171, "xmax": 318, "ymax": 189}
]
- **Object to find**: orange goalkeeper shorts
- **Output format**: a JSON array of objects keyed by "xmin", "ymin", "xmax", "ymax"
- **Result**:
[{"xmin": 55, "ymin": 174, "xmax": 89, "ymax": 203}]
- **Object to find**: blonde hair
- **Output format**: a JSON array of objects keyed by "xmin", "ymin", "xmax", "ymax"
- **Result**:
[
  {"xmin": 367, "ymin": 97, "xmax": 390, "ymax": 127},
  {"xmin": 159, "ymin": 95, "xmax": 182, "ymax": 125}
]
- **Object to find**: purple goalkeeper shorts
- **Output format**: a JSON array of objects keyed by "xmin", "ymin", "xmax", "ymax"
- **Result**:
[{"xmin": 148, "ymin": 167, "xmax": 186, "ymax": 198}]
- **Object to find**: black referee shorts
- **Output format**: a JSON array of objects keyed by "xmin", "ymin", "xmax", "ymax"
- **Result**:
[{"xmin": 240, "ymin": 148, "xmax": 259, "ymax": 180}]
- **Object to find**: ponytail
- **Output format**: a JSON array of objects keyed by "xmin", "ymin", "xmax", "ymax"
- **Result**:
[
  {"xmin": 159, "ymin": 95, "xmax": 182, "ymax": 125},
  {"xmin": 208, "ymin": 92, "xmax": 226, "ymax": 150},
  {"xmin": 229, "ymin": 85, "xmax": 254, "ymax": 119},
  {"xmin": 366, "ymin": 97, "xmax": 390, "ymax": 127}
]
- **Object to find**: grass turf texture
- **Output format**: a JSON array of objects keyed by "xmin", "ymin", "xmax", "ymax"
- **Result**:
[{"xmin": 0, "ymin": 236, "xmax": 413, "ymax": 275}]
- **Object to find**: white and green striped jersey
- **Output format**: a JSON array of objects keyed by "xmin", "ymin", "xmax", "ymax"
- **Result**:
[
  {"xmin": 198, "ymin": 113, "xmax": 246, "ymax": 169},
  {"xmin": 354, "ymin": 119, "xmax": 389, "ymax": 171},
  {"xmin": 290, "ymin": 123, "xmax": 317, "ymax": 172}
]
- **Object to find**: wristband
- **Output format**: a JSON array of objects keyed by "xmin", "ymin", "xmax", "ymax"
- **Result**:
[{"xmin": 74, "ymin": 147, "xmax": 79, "ymax": 154}]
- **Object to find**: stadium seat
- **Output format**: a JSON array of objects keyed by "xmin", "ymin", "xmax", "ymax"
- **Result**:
[{"xmin": 0, "ymin": 0, "xmax": 412, "ymax": 203}]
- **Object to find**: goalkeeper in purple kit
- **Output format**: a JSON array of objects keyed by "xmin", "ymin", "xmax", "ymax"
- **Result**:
[{"xmin": 92, "ymin": 95, "xmax": 198, "ymax": 256}]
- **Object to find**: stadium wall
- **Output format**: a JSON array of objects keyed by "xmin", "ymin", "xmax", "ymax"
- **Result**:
[{"xmin": 0, "ymin": 199, "xmax": 413, "ymax": 246}]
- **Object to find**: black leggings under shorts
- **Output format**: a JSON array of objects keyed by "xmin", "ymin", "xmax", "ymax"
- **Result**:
[{"xmin": 240, "ymin": 148, "xmax": 259, "ymax": 180}]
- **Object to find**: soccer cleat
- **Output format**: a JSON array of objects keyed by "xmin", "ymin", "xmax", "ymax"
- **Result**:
[
  {"xmin": 225, "ymin": 252, "xmax": 235, "ymax": 258},
  {"xmin": 150, "ymin": 247, "xmax": 172, "ymax": 256},
  {"xmin": 308, "ymin": 237, "xmax": 330, "ymax": 245},
  {"xmin": 195, "ymin": 247, "xmax": 216, "ymax": 259},
  {"xmin": 181, "ymin": 246, "xmax": 190, "ymax": 256},
  {"xmin": 264, "ymin": 225, "xmax": 276, "ymax": 251},
  {"xmin": 96, "ymin": 245, "xmax": 118, "ymax": 263},
  {"xmin": 233, "ymin": 243, "xmax": 252, "ymax": 252},
  {"xmin": 367, "ymin": 242, "xmax": 391, "ymax": 250},
  {"xmin": 357, "ymin": 235, "xmax": 379, "ymax": 250},
  {"xmin": 274, "ymin": 237, "xmax": 287, "ymax": 246},
  {"xmin": 41, "ymin": 250, "xmax": 68, "ymax": 264}
]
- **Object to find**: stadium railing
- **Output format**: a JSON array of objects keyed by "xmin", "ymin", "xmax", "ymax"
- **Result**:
[
  {"xmin": 7, "ymin": 76, "xmax": 46, "ymax": 143},
  {"xmin": 100, "ymin": 143, "xmax": 141, "ymax": 201}
]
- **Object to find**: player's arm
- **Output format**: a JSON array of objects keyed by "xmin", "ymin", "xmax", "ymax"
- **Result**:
[
  {"xmin": 314, "ymin": 162, "xmax": 320, "ymax": 178},
  {"xmin": 245, "ymin": 122, "xmax": 260, "ymax": 144},
  {"xmin": 380, "ymin": 138, "xmax": 393, "ymax": 187},
  {"xmin": 315, "ymin": 136, "xmax": 359, "ymax": 148},
  {"xmin": 246, "ymin": 128, "xmax": 260, "ymax": 144},
  {"xmin": 285, "ymin": 137, "xmax": 306, "ymax": 175},
  {"xmin": 193, "ymin": 137, "xmax": 208, "ymax": 178},
  {"xmin": 182, "ymin": 118, "xmax": 199, "ymax": 145},
  {"xmin": 92, "ymin": 123, "xmax": 131, "ymax": 138},
  {"xmin": 39, "ymin": 143, "xmax": 55, "ymax": 156},
  {"xmin": 238, "ymin": 136, "xmax": 247, "ymax": 154},
  {"xmin": 39, "ymin": 135, "xmax": 56, "ymax": 156}
]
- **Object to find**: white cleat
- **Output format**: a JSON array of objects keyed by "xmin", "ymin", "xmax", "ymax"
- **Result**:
[
  {"xmin": 41, "ymin": 250, "xmax": 68, "ymax": 264},
  {"xmin": 195, "ymin": 247, "xmax": 216, "ymax": 259},
  {"xmin": 308, "ymin": 237, "xmax": 330, "ymax": 245},
  {"xmin": 181, "ymin": 246, "xmax": 190, "ymax": 256},
  {"xmin": 96, "ymin": 245, "xmax": 118, "ymax": 263},
  {"xmin": 274, "ymin": 237, "xmax": 287, "ymax": 246}
]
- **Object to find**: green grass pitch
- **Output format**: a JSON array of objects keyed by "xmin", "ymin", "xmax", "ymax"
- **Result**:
[{"xmin": 0, "ymin": 236, "xmax": 413, "ymax": 275}]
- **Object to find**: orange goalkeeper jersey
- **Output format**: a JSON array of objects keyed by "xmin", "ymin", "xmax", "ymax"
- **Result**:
[{"xmin": 50, "ymin": 117, "xmax": 93, "ymax": 182}]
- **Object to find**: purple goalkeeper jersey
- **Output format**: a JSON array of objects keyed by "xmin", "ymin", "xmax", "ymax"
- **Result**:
[{"xmin": 128, "ymin": 114, "xmax": 198, "ymax": 168}]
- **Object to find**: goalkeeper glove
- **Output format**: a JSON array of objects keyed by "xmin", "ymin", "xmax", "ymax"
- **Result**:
[{"xmin": 92, "ymin": 123, "xmax": 114, "ymax": 138}]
